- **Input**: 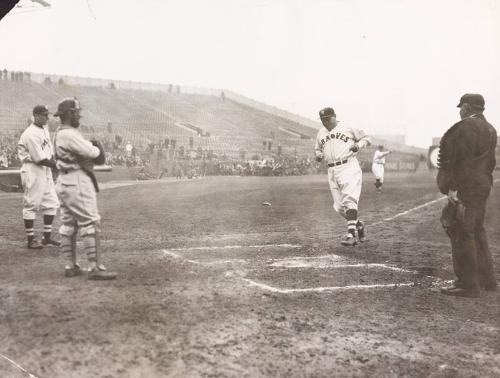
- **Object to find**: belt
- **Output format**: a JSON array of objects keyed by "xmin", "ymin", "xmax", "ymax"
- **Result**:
[{"xmin": 328, "ymin": 159, "xmax": 348, "ymax": 167}]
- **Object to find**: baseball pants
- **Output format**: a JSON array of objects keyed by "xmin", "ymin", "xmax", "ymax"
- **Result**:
[
  {"xmin": 327, "ymin": 159, "xmax": 362, "ymax": 216},
  {"xmin": 372, "ymin": 163, "xmax": 385, "ymax": 182},
  {"xmin": 55, "ymin": 170, "xmax": 101, "ymax": 237},
  {"xmin": 20, "ymin": 164, "xmax": 59, "ymax": 220}
]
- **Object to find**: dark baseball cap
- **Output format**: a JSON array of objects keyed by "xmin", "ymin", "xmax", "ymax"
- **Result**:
[
  {"xmin": 319, "ymin": 107, "xmax": 336, "ymax": 119},
  {"xmin": 32, "ymin": 105, "xmax": 50, "ymax": 116},
  {"xmin": 54, "ymin": 98, "xmax": 81, "ymax": 116},
  {"xmin": 457, "ymin": 93, "xmax": 485, "ymax": 108}
]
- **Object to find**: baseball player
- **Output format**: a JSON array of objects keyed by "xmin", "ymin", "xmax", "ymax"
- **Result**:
[
  {"xmin": 372, "ymin": 145, "xmax": 392, "ymax": 192},
  {"xmin": 53, "ymin": 98, "xmax": 117, "ymax": 280},
  {"xmin": 315, "ymin": 107, "xmax": 371, "ymax": 246},
  {"xmin": 17, "ymin": 105, "xmax": 60, "ymax": 249}
]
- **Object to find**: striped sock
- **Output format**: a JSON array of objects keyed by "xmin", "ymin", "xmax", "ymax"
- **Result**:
[
  {"xmin": 43, "ymin": 224, "xmax": 52, "ymax": 241},
  {"xmin": 60, "ymin": 235, "xmax": 73, "ymax": 267},
  {"xmin": 43, "ymin": 215, "xmax": 54, "ymax": 241},
  {"xmin": 347, "ymin": 220, "xmax": 357, "ymax": 237},
  {"xmin": 24, "ymin": 219, "xmax": 35, "ymax": 244},
  {"xmin": 83, "ymin": 235, "xmax": 97, "ymax": 268}
]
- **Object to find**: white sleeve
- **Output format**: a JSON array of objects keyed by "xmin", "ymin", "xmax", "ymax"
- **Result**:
[
  {"xmin": 66, "ymin": 131, "xmax": 100, "ymax": 160},
  {"xmin": 314, "ymin": 133, "xmax": 324, "ymax": 157}
]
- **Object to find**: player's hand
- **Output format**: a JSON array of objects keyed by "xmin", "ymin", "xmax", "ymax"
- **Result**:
[
  {"xmin": 350, "ymin": 143, "xmax": 359, "ymax": 153},
  {"xmin": 315, "ymin": 156, "xmax": 323, "ymax": 162}
]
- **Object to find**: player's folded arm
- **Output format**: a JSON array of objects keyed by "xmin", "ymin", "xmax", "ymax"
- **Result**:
[{"xmin": 66, "ymin": 134, "xmax": 101, "ymax": 161}]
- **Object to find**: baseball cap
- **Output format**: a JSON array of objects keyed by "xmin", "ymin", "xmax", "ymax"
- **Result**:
[
  {"xmin": 32, "ymin": 105, "xmax": 50, "ymax": 116},
  {"xmin": 457, "ymin": 93, "xmax": 485, "ymax": 109},
  {"xmin": 54, "ymin": 98, "xmax": 81, "ymax": 116},
  {"xmin": 319, "ymin": 107, "xmax": 336, "ymax": 119}
]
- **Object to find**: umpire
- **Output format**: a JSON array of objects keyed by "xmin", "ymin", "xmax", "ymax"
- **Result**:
[{"xmin": 437, "ymin": 93, "xmax": 497, "ymax": 298}]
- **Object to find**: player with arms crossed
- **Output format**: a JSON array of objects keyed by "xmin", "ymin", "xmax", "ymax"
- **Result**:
[
  {"xmin": 53, "ymin": 98, "xmax": 117, "ymax": 280},
  {"xmin": 372, "ymin": 145, "xmax": 392, "ymax": 192},
  {"xmin": 315, "ymin": 107, "xmax": 371, "ymax": 246}
]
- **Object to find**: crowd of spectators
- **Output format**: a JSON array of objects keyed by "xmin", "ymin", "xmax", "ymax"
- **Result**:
[
  {"xmin": 0, "ymin": 133, "xmax": 21, "ymax": 168},
  {"xmin": 0, "ymin": 128, "xmax": 421, "ymax": 178},
  {"xmin": 2, "ymin": 68, "xmax": 31, "ymax": 82}
]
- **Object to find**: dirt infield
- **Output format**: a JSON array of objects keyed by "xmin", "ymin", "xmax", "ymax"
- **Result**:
[{"xmin": 0, "ymin": 171, "xmax": 499, "ymax": 377}]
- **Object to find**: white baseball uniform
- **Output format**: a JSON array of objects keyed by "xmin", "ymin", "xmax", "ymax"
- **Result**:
[
  {"xmin": 315, "ymin": 124, "xmax": 371, "ymax": 216},
  {"xmin": 54, "ymin": 125, "xmax": 101, "ymax": 237},
  {"xmin": 17, "ymin": 124, "xmax": 59, "ymax": 220},
  {"xmin": 372, "ymin": 150, "xmax": 391, "ymax": 182}
]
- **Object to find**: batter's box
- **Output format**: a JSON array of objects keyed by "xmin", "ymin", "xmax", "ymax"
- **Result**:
[{"xmin": 246, "ymin": 263, "xmax": 417, "ymax": 292}]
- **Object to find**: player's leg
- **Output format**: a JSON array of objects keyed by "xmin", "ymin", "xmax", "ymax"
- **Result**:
[
  {"xmin": 56, "ymin": 182, "xmax": 83, "ymax": 277},
  {"xmin": 40, "ymin": 173, "xmax": 60, "ymax": 246},
  {"xmin": 75, "ymin": 173, "xmax": 117, "ymax": 280},
  {"xmin": 327, "ymin": 168, "xmax": 347, "ymax": 217},
  {"xmin": 338, "ymin": 165, "xmax": 363, "ymax": 245},
  {"xmin": 379, "ymin": 166, "xmax": 385, "ymax": 191},
  {"xmin": 372, "ymin": 164, "xmax": 383, "ymax": 192},
  {"xmin": 21, "ymin": 170, "xmax": 43, "ymax": 249}
]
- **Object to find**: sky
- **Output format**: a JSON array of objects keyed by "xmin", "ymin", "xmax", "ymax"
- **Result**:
[{"xmin": 1, "ymin": 0, "xmax": 500, "ymax": 147}]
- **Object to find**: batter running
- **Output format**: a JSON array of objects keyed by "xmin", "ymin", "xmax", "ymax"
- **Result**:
[{"xmin": 315, "ymin": 107, "xmax": 371, "ymax": 246}]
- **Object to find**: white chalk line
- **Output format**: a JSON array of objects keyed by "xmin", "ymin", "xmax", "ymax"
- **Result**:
[
  {"xmin": 242, "ymin": 278, "xmax": 415, "ymax": 294},
  {"xmin": 270, "ymin": 260, "xmax": 414, "ymax": 273},
  {"xmin": 162, "ymin": 249, "xmax": 247, "ymax": 266},
  {"xmin": 168, "ymin": 243, "xmax": 301, "ymax": 252},
  {"xmin": 0, "ymin": 352, "xmax": 39, "ymax": 378},
  {"xmin": 371, "ymin": 178, "xmax": 500, "ymax": 226}
]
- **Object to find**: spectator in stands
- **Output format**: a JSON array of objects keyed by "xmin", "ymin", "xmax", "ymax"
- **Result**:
[
  {"xmin": 125, "ymin": 141, "xmax": 133, "ymax": 157},
  {"xmin": 10, "ymin": 71, "xmax": 14, "ymax": 81},
  {"xmin": 2, "ymin": 68, "xmax": 7, "ymax": 80}
]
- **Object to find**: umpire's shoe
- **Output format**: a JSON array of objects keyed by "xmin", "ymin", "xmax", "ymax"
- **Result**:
[
  {"xmin": 65, "ymin": 263, "xmax": 85, "ymax": 278},
  {"xmin": 88, "ymin": 265, "xmax": 117, "ymax": 281},
  {"xmin": 341, "ymin": 233, "xmax": 357, "ymax": 247},
  {"xmin": 440, "ymin": 286, "xmax": 480, "ymax": 298},
  {"xmin": 27, "ymin": 240, "xmax": 43, "ymax": 249},
  {"xmin": 356, "ymin": 221, "xmax": 366, "ymax": 243},
  {"xmin": 42, "ymin": 238, "xmax": 61, "ymax": 247}
]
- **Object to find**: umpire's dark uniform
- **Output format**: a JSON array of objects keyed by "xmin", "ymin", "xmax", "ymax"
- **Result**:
[{"xmin": 437, "ymin": 93, "xmax": 497, "ymax": 297}]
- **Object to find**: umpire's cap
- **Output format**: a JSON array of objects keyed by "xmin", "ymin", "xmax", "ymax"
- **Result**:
[
  {"xmin": 32, "ymin": 105, "xmax": 50, "ymax": 116},
  {"xmin": 54, "ymin": 98, "xmax": 81, "ymax": 116},
  {"xmin": 457, "ymin": 93, "xmax": 485, "ymax": 109},
  {"xmin": 319, "ymin": 107, "xmax": 336, "ymax": 119}
]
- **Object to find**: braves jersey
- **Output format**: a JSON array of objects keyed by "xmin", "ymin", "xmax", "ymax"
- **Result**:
[
  {"xmin": 54, "ymin": 125, "xmax": 100, "ymax": 172},
  {"xmin": 315, "ymin": 124, "xmax": 371, "ymax": 164},
  {"xmin": 17, "ymin": 124, "xmax": 54, "ymax": 165},
  {"xmin": 372, "ymin": 150, "xmax": 390, "ymax": 165}
]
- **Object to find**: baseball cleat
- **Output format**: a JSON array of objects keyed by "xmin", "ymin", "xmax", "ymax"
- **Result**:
[
  {"xmin": 42, "ymin": 238, "xmax": 61, "ymax": 247},
  {"xmin": 88, "ymin": 265, "xmax": 117, "ymax": 281},
  {"xmin": 27, "ymin": 240, "xmax": 44, "ymax": 249},
  {"xmin": 65, "ymin": 263, "xmax": 85, "ymax": 278},
  {"xmin": 356, "ymin": 221, "xmax": 366, "ymax": 242},
  {"xmin": 341, "ymin": 233, "xmax": 357, "ymax": 247}
]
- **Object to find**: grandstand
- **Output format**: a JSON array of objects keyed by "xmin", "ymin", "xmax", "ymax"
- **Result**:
[{"xmin": 0, "ymin": 72, "xmax": 425, "ymax": 169}]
